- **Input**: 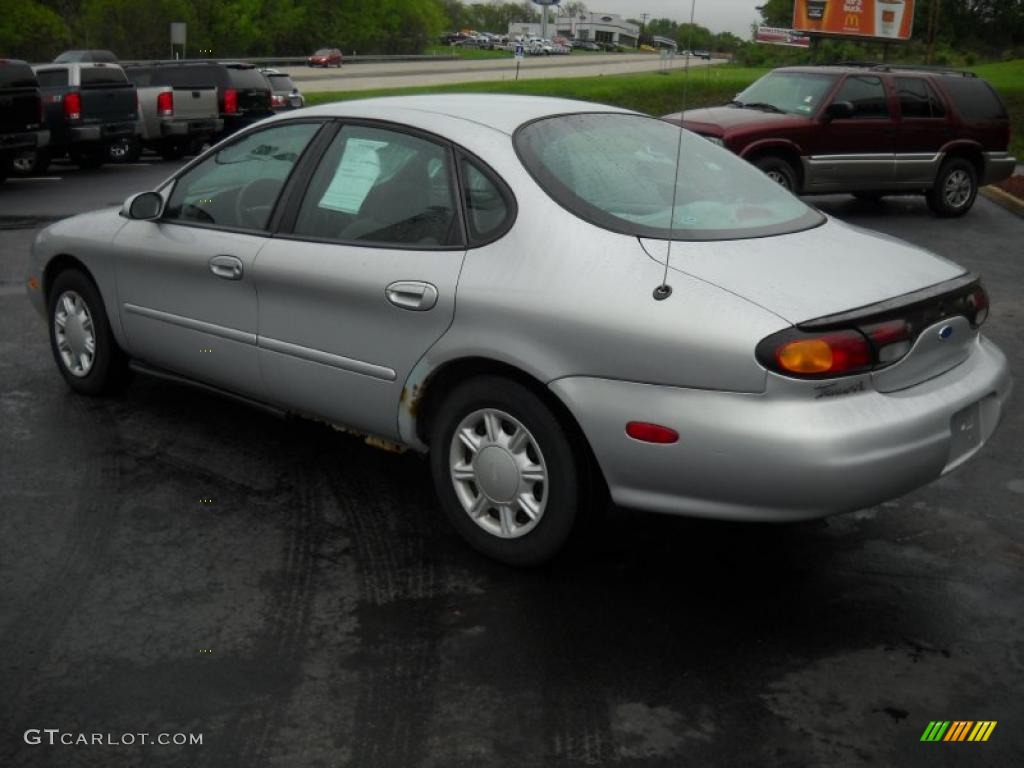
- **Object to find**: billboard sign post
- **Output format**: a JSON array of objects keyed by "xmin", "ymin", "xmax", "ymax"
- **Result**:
[
  {"xmin": 170, "ymin": 22, "xmax": 186, "ymax": 59},
  {"xmin": 792, "ymin": 0, "xmax": 915, "ymax": 40}
]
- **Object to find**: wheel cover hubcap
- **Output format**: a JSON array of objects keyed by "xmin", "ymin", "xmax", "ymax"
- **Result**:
[
  {"xmin": 53, "ymin": 290, "xmax": 96, "ymax": 377},
  {"xmin": 766, "ymin": 170, "xmax": 789, "ymax": 188},
  {"xmin": 449, "ymin": 408, "xmax": 548, "ymax": 539},
  {"xmin": 944, "ymin": 169, "xmax": 972, "ymax": 207}
]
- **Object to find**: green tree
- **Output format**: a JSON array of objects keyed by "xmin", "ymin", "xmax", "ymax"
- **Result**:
[{"xmin": 0, "ymin": 0, "xmax": 69, "ymax": 60}]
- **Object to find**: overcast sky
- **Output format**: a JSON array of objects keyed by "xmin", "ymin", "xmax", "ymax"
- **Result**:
[{"xmin": 567, "ymin": 2, "xmax": 764, "ymax": 38}]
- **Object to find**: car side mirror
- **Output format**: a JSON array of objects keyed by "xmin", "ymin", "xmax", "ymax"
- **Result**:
[
  {"xmin": 122, "ymin": 191, "xmax": 163, "ymax": 220},
  {"xmin": 824, "ymin": 101, "xmax": 854, "ymax": 121}
]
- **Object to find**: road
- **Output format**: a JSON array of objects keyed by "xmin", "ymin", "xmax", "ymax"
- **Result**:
[
  {"xmin": 0, "ymin": 159, "xmax": 1022, "ymax": 767},
  {"xmin": 288, "ymin": 53, "xmax": 725, "ymax": 92}
]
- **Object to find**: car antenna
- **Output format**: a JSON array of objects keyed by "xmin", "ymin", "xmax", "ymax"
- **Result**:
[{"xmin": 654, "ymin": 0, "xmax": 698, "ymax": 302}]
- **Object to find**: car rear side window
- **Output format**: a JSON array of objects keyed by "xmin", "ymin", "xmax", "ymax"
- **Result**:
[
  {"xmin": 293, "ymin": 124, "xmax": 459, "ymax": 247},
  {"xmin": 895, "ymin": 77, "xmax": 946, "ymax": 119},
  {"xmin": 941, "ymin": 77, "xmax": 1008, "ymax": 121},
  {"xmin": 35, "ymin": 69, "xmax": 69, "ymax": 88},
  {"xmin": 0, "ymin": 64, "xmax": 37, "ymax": 88},
  {"xmin": 164, "ymin": 121, "xmax": 321, "ymax": 231},
  {"xmin": 832, "ymin": 75, "xmax": 889, "ymax": 118},
  {"xmin": 81, "ymin": 67, "xmax": 128, "ymax": 86},
  {"xmin": 227, "ymin": 67, "xmax": 269, "ymax": 91}
]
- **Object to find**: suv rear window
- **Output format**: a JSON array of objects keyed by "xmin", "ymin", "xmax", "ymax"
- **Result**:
[
  {"xmin": 0, "ymin": 63, "xmax": 38, "ymax": 89},
  {"xmin": 895, "ymin": 77, "xmax": 946, "ymax": 119},
  {"xmin": 516, "ymin": 113, "xmax": 822, "ymax": 241},
  {"xmin": 35, "ymin": 69, "xmax": 69, "ymax": 88},
  {"xmin": 941, "ymin": 77, "xmax": 1008, "ymax": 121},
  {"xmin": 267, "ymin": 74, "xmax": 296, "ymax": 90},
  {"xmin": 226, "ymin": 67, "xmax": 269, "ymax": 91},
  {"xmin": 81, "ymin": 67, "xmax": 128, "ymax": 86}
]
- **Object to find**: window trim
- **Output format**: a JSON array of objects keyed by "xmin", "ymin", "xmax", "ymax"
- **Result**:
[
  {"xmin": 157, "ymin": 118, "xmax": 330, "ymax": 237},
  {"xmin": 273, "ymin": 117, "xmax": 471, "ymax": 252}
]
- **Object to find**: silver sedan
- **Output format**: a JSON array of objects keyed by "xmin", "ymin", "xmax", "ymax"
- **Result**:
[{"xmin": 25, "ymin": 95, "xmax": 1012, "ymax": 565}]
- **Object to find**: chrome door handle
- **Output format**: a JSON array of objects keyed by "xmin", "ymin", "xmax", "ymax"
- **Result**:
[
  {"xmin": 385, "ymin": 281, "xmax": 438, "ymax": 311},
  {"xmin": 209, "ymin": 254, "xmax": 243, "ymax": 280}
]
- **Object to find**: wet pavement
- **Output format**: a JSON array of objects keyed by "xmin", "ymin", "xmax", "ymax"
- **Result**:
[{"xmin": 1, "ymin": 167, "xmax": 1022, "ymax": 766}]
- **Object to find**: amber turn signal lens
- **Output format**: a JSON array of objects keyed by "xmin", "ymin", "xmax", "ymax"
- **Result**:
[{"xmin": 776, "ymin": 339, "xmax": 833, "ymax": 374}]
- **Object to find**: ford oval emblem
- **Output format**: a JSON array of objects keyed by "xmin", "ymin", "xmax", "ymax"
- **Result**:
[{"xmin": 938, "ymin": 325, "xmax": 955, "ymax": 341}]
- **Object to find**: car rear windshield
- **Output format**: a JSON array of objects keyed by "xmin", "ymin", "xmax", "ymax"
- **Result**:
[
  {"xmin": 733, "ymin": 71, "xmax": 837, "ymax": 115},
  {"xmin": 941, "ymin": 77, "xmax": 1008, "ymax": 121},
  {"xmin": 267, "ymin": 74, "xmax": 296, "ymax": 90},
  {"xmin": 35, "ymin": 68, "xmax": 69, "ymax": 87},
  {"xmin": 81, "ymin": 66, "xmax": 128, "ymax": 86},
  {"xmin": 227, "ymin": 66, "xmax": 269, "ymax": 90},
  {"xmin": 515, "ymin": 113, "xmax": 823, "ymax": 241},
  {"xmin": 314, "ymin": 49, "xmax": 332, "ymax": 55},
  {"xmin": 0, "ymin": 63, "xmax": 37, "ymax": 88}
]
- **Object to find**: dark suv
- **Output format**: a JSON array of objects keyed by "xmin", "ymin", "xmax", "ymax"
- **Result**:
[
  {"xmin": 665, "ymin": 64, "xmax": 1015, "ymax": 217},
  {"xmin": 0, "ymin": 59, "xmax": 48, "ymax": 183},
  {"xmin": 124, "ymin": 62, "xmax": 273, "ymax": 138}
]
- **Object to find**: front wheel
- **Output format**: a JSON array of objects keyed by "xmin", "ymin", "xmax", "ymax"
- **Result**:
[
  {"xmin": 753, "ymin": 155, "xmax": 798, "ymax": 192},
  {"xmin": 48, "ymin": 270, "xmax": 129, "ymax": 395},
  {"xmin": 926, "ymin": 157, "xmax": 978, "ymax": 217},
  {"xmin": 429, "ymin": 376, "xmax": 584, "ymax": 566}
]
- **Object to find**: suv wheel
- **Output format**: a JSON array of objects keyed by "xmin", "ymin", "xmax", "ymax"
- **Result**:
[
  {"xmin": 429, "ymin": 376, "xmax": 584, "ymax": 566},
  {"xmin": 926, "ymin": 157, "xmax": 978, "ymax": 217},
  {"xmin": 48, "ymin": 270, "xmax": 129, "ymax": 395},
  {"xmin": 11, "ymin": 149, "xmax": 49, "ymax": 175},
  {"xmin": 70, "ymin": 145, "xmax": 105, "ymax": 169},
  {"xmin": 754, "ymin": 155, "xmax": 798, "ymax": 192}
]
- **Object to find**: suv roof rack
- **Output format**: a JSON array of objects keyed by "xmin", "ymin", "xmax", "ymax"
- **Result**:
[{"xmin": 829, "ymin": 61, "xmax": 977, "ymax": 77}]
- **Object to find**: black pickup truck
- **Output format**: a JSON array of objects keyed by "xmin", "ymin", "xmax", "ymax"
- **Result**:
[
  {"xmin": 30, "ymin": 62, "xmax": 138, "ymax": 171},
  {"xmin": 0, "ymin": 59, "xmax": 48, "ymax": 183}
]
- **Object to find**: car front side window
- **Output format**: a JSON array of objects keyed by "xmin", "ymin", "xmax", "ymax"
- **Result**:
[
  {"xmin": 292, "ymin": 124, "xmax": 459, "ymax": 247},
  {"xmin": 164, "ymin": 121, "xmax": 321, "ymax": 231}
]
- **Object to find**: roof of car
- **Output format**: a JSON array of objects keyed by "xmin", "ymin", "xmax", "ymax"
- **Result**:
[
  {"xmin": 297, "ymin": 94, "xmax": 635, "ymax": 135},
  {"xmin": 774, "ymin": 63, "xmax": 977, "ymax": 78}
]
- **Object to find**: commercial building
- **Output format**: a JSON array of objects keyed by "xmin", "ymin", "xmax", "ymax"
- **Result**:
[{"xmin": 509, "ymin": 12, "xmax": 640, "ymax": 48}]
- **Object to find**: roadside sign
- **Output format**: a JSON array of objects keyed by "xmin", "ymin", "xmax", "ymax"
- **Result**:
[
  {"xmin": 793, "ymin": 0, "xmax": 916, "ymax": 40},
  {"xmin": 514, "ymin": 43, "xmax": 525, "ymax": 59},
  {"xmin": 756, "ymin": 26, "xmax": 812, "ymax": 48}
]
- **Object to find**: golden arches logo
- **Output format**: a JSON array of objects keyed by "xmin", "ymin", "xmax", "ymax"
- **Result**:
[{"xmin": 844, "ymin": 13, "xmax": 861, "ymax": 28}]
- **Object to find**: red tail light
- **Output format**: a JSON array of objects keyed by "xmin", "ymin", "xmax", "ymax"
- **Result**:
[
  {"xmin": 63, "ymin": 91, "xmax": 81, "ymax": 121},
  {"xmin": 271, "ymin": 94, "xmax": 286, "ymax": 108},
  {"xmin": 223, "ymin": 88, "xmax": 238, "ymax": 115},
  {"xmin": 770, "ymin": 330, "xmax": 873, "ymax": 377},
  {"xmin": 156, "ymin": 90, "xmax": 174, "ymax": 117},
  {"xmin": 967, "ymin": 285, "xmax": 989, "ymax": 325}
]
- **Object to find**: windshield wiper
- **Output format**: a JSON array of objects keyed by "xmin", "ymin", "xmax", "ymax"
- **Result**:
[{"xmin": 740, "ymin": 101, "xmax": 784, "ymax": 114}]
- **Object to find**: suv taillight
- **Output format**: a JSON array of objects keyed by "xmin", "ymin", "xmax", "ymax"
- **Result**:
[
  {"xmin": 223, "ymin": 88, "xmax": 238, "ymax": 115},
  {"xmin": 63, "ymin": 91, "xmax": 81, "ymax": 121},
  {"xmin": 157, "ymin": 90, "xmax": 174, "ymax": 117},
  {"xmin": 271, "ymin": 94, "xmax": 286, "ymax": 108}
]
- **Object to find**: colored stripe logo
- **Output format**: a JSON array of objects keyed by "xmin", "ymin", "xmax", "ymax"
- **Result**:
[{"xmin": 920, "ymin": 721, "xmax": 997, "ymax": 742}]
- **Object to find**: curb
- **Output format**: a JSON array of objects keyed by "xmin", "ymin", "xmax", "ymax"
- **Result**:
[{"xmin": 980, "ymin": 185, "xmax": 1024, "ymax": 218}]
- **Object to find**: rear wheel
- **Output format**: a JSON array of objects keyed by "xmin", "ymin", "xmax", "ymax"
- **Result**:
[
  {"xmin": 71, "ymin": 145, "xmax": 105, "ymax": 169},
  {"xmin": 926, "ymin": 157, "xmax": 978, "ymax": 217},
  {"xmin": 754, "ymin": 155, "xmax": 798, "ymax": 192},
  {"xmin": 11, "ymin": 148, "xmax": 49, "ymax": 175},
  {"xmin": 47, "ymin": 270, "xmax": 129, "ymax": 396},
  {"xmin": 429, "ymin": 376, "xmax": 585, "ymax": 566}
]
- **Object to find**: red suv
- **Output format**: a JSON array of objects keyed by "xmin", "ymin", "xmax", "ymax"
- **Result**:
[
  {"xmin": 307, "ymin": 48, "xmax": 343, "ymax": 68},
  {"xmin": 665, "ymin": 64, "xmax": 1016, "ymax": 217}
]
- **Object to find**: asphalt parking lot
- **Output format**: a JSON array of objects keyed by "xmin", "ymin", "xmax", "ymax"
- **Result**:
[{"xmin": 1, "ymin": 159, "xmax": 1021, "ymax": 767}]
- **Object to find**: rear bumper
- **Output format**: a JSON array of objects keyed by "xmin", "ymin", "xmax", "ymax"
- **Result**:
[
  {"xmin": 69, "ymin": 121, "xmax": 137, "ymax": 143},
  {"xmin": 982, "ymin": 151, "xmax": 1017, "ymax": 186},
  {"xmin": 551, "ymin": 335, "xmax": 1011, "ymax": 521},
  {"xmin": 160, "ymin": 118, "xmax": 223, "ymax": 138},
  {"xmin": 0, "ymin": 129, "xmax": 48, "ymax": 151}
]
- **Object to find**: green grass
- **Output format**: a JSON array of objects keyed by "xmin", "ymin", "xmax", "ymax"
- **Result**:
[{"xmin": 307, "ymin": 59, "xmax": 1023, "ymax": 160}]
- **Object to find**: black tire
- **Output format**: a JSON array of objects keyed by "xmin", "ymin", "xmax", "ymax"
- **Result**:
[
  {"xmin": 754, "ymin": 155, "xmax": 798, "ymax": 192},
  {"xmin": 108, "ymin": 137, "xmax": 141, "ymax": 163},
  {"xmin": 429, "ymin": 376, "xmax": 585, "ymax": 566},
  {"xmin": 70, "ymin": 145, "xmax": 105, "ymax": 169},
  {"xmin": 11, "ymin": 148, "xmax": 49, "ymax": 175},
  {"xmin": 926, "ymin": 157, "xmax": 978, "ymax": 217},
  {"xmin": 159, "ymin": 142, "xmax": 185, "ymax": 161},
  {"xmin": 47, "ymin": 270, "xmax": 129, "ymax": 396}
]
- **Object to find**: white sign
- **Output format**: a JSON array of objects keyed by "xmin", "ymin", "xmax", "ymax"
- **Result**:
[
  {"xmin": 170, "ymin": 22, "xmax": 186, "ymax": 45},
  {"xmin": 319, "ymin": 138, "xmax": 387, "ymax": 214}
]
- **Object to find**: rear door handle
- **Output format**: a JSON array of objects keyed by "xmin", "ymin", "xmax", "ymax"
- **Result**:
[
  {"xmin": 209, "ymin": 254, "xmax": 243, "ymax": 280},
  {"xmin": 385, "ymin": 281, "xmax": 438, "ymax": 311}
]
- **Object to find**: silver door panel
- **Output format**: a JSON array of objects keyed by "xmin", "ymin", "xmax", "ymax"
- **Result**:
[{"xmin": 802, "ymin": 154, "xmax": 895, "ymax": 191}]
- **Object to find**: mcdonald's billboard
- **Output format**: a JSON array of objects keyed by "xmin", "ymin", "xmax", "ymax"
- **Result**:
[{"xmin": 793, "ymin": 0, "xmax": 916, "ymax": 40}]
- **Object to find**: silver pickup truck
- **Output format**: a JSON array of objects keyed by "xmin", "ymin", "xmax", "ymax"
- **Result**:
[{"xmin": 125, "ymin": 68, "xmax": 222, "ymax": 160}]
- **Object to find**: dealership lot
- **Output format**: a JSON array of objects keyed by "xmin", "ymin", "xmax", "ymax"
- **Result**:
[{"xmin": 1, "ymin": 162, "xmax": 1022, "ymax": 766}]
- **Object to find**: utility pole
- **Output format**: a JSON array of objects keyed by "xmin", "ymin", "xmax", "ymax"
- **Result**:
[{"xmin": 926, "ymin": 0, "xmax": 940, "ymax": 64}]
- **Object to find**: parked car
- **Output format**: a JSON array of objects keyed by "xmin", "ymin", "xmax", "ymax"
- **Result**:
[
  {"xmin": 54, "ymin": 50, "xmax": 118, "ymax": 64},
  {"xmin": 307, "ymin": 48, "xmax": 342, "ymax": 68},
  {"xmin": 260, "ymin": 70, "xmax": 305, "ymax": 111},
  {"xmin": 25, "ymin": 95, "xmax": 1010, "ymax": 565},
  {"xmin": 120, "ymin": 62, "xmax": 271, "ymax": 139},
  {"xmin": 0, "ymin": 59, "xmax": 49, "ymax": 182},
  {"xmin": 124, "ymin": 66, "xmax": 223, "ymax": 159},
  {"xmin": 29, "ymin": 62, "xmax": 137, "ymax": 171},
  {"xmin": 664, "ymin": 64, "xmax": 1016, "ymax": 217}
]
